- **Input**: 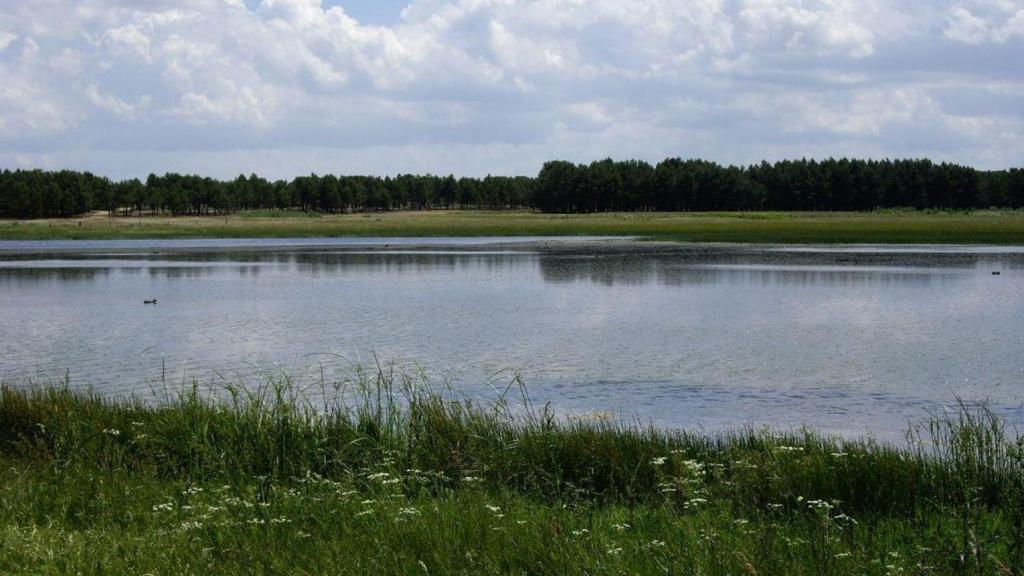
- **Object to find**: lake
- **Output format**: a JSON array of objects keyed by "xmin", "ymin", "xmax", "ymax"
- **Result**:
[{"xmin": 2, "ymin": 237, "xmax": 1022, "ymax": 440}]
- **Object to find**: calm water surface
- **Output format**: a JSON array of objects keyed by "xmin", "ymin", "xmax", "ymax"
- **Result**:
[{"xmin": 2, "ymin": 238, "xmax": 1023, "ymax": 439}]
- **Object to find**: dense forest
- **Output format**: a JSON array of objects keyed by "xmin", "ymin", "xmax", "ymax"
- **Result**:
[
  {"xmin": 535, "ymin": 158, "xmax": 1024, "ymax": 212},
  {"xmin": 1, "ymin": 158, "xmax": 1022, "ymax": 218}
]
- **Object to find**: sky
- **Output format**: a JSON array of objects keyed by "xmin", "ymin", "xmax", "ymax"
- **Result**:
[{"xmin": 0, "ymin": 0, "xmax": 1022, "ymax": 180}]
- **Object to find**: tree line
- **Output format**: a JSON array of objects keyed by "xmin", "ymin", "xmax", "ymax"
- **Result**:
[
  {"xmin": 1, "ymin": 158, "xmax": 1022, "ymax": 219},
  {"xmin": 535, "ymin": 158, "xmax": 1024, "ymax": 212}
]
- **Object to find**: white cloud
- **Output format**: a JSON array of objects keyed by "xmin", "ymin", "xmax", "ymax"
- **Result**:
[
  {"xmin": 738, "ymin": 0, "xmax": 902, "ymax": 58},
  {"xmin": 945, "ymin": 6, "xmax": 993, "ymax": 42},
  {"xmin": 488, "ymin": 20, "xmax": 572, "ymax": 74},
  {"xmin": 102, "ymin": 23, "xmax": 153, "ymax": 60},
  {"xmin": 0, "ymin": 74, "xmax": 69, "ymax": 136},
  {"xmin": 0, "ymin": 0, "xmax": 1021, "ymax": 178},
  {"xmin": 0, "ymin": 31, "xmax": 16, "ymax": 51},
  {"xmin": 944, "ymin": 2, "xmax": 1024, "ymax": 43},
  {"xmin": 744, "ymin": 88, "xmax": 933, "ymax": 136},
  {"xmin": 172, "ymin": 88, "xmax": 271, "ymax": 126},
  {"xmin": 85, "ymin": 83, "xmax": 144, "ymax": 120}
]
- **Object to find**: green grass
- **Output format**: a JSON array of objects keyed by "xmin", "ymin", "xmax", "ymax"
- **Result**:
[
  {"xmin": 2, "ymin": 209, "xmax": 1024, "ymax": 243},
  {"xmin": 2, "ymin": 370, "xmax": 1024, "ymax": 574}
]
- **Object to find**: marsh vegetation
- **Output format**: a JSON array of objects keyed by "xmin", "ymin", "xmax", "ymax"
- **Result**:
[{"xmin": 2, "ymin": 371, "xmax": 1023, "ymax": 574}]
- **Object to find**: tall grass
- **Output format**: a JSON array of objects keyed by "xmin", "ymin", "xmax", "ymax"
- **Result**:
[
  {"xmin": 2, "ymin": 370, "xmax": 1022, "ymax": 513},
  {"xmin": 2, "ymin": 370, "xmax": 1023, "ymax": 574}
]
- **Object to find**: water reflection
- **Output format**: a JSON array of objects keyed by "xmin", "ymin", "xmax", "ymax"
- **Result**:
[
  {"xmin": 292, "ymin": 252, "xmax": 533, "ymax": 276},
  {"xmin": 0, "ymin": 267, "xmax": 113, "ymax": 283},
  {"xmin": 1, "ymin": 240, "xmax": 1022, "ymax": 440},
  {"xmin": 5, "ymin": 245, "xmax": 1019, "ymax": 286},
  {"xmin": 539, "ymin": 256, "xmax": 962, "ymax": 287}
]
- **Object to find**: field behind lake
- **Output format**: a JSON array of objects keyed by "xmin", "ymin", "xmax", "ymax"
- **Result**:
[{"xmin": 3, "ymin": 209, "xmax": 1024, "ymax": 243}]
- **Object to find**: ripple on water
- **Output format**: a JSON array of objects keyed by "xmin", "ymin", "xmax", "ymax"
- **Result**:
[{"xmin": 1, "ymin": 240, "xmax": 1023, "ymax": 440}]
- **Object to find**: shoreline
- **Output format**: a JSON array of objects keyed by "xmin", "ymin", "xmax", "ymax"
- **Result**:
[
  {"xmin": 3, "ymin": 235, "xmax": 1024, "ymax": 258},
  {"xmin": 2, "ymin": 209, "xmax": 1024, "ymax": 245},
  {"xmin": 2, "ymin": 380, "xmax": 1022, "ymax": 574}
]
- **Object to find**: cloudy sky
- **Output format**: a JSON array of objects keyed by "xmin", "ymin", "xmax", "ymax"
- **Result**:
[{"xmin": 0, "ymin": 0, "xmax": 1021, "ymax": 179}]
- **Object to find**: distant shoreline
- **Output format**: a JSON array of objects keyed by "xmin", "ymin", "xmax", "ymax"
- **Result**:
[{"xmin": 2, "ymin": 209, "xmax": 1024, "ymax": 244}]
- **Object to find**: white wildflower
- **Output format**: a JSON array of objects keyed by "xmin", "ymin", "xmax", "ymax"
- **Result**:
[
  {"xmin": 683, "ymin": 497, "xmax": 708, "ymax": 509},
  {"xmin": 681, "ymin": 460, "xmax": 704, "ymax": 472},
  {"xmin": 806, "ymin": 499, "xmax": 833, "ymax": 510}
]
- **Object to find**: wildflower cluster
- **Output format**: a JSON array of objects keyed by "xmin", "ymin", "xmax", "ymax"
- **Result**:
[{"xmin": 650, "ymin": 455, "xmax": 710, "ymax": 510}]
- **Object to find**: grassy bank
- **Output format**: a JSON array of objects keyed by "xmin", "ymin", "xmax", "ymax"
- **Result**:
[
  {"xmin": 2, "ymin": 209, "xmax": 1024, "ymax": 243},
  {"xmin": 2, "ymin": 372, "xmax": 1023, "ymax": 574}
]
